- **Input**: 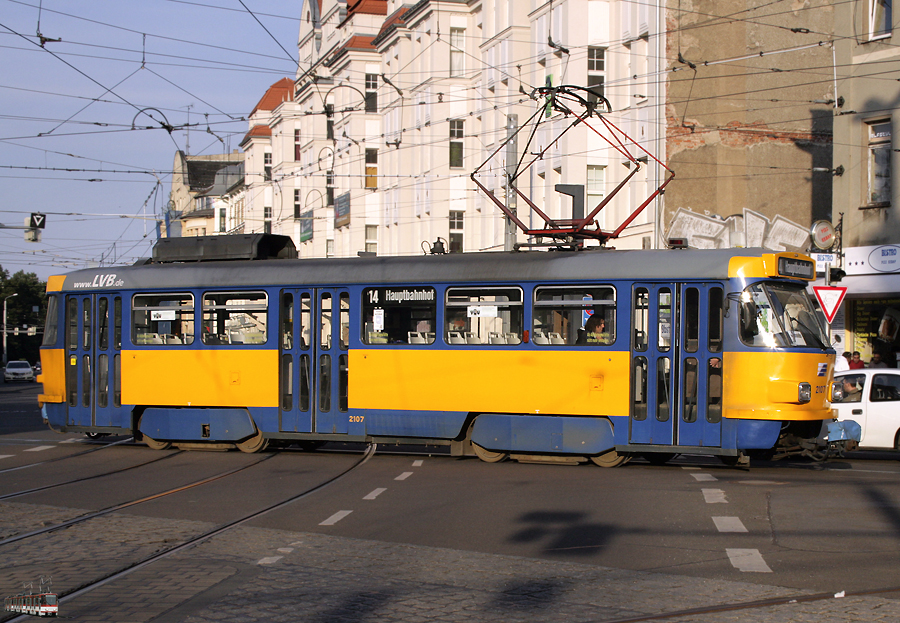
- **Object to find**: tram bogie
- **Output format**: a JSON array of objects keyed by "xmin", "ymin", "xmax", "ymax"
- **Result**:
[{"xmin": 37, "ymin": 235, "xmax": 854, "ymax": 465}]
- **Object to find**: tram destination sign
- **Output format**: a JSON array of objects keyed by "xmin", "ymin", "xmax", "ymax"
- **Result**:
[
  {"xmin": 367, "ymin": 287, "xmax": 435, "ymax": 306},
  {"xmin": 777, "ymin": 257, "xmax": 815, "ymax": 280}
]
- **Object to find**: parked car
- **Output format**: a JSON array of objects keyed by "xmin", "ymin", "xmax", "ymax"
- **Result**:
[
  {"xmin": 833, "ymin": 369, "xmax": 900, "ymax": 450},
  {"xmin": 3, "ymin": 361, "xmax": 35, "ymax": 383}
]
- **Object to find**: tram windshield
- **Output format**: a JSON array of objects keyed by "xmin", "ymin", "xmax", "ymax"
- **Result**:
[
  {"xmin": 44, "ymin": 595, "xmax": 57, "ymax": 605},
  {"xmin": 739, "ymin": 282, "xmax": 829, "ymax": 349}
]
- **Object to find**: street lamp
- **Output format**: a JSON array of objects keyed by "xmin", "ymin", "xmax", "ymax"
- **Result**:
[{"xmin": 3, "ymin": 292, "xmax": 18, "ymax": 366}]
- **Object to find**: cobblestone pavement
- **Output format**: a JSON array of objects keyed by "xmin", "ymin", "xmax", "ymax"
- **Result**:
[{"xmin": 1, "ymin": 501, "xmax": 899, "ymax": 623}]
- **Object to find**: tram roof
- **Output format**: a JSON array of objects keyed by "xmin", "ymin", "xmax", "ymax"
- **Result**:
[{"xmin": 54, "ymin": 247, "xmax": 778, "ymax": 292}]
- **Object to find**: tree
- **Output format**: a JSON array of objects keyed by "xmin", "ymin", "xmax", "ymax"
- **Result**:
[{"xmin": 1, "ymin": 265, "xmax": 48, "ymax": 365}]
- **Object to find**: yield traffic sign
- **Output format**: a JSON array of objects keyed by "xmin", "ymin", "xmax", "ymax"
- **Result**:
[{"xmin": 813, "ymin": 286, "xmax": 847, "ymax": 324}]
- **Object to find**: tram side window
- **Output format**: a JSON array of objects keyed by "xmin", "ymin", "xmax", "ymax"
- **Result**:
[
  {"xmin": 708, "ymin": 287, "xmax": 724, "ymax": 353},
  {"xmin": 362, "ymin": 287, "xmax": 436, "ymax": 345},
  {"xmin": 633, "ymin": 288, "xmax": 649, "ymax": 351},
  {"xmin": 67, "ymin": 298, "xmax": 78, "ymax": 350},
  {"xmin": 445, "ymin": 287, "xmax": 523, "ymax": 345},
  {"xmin": 132, "ymin": 294, "xmax": 195, "ymax": 345},
  {"xmin": 43, "ymin": 295, "xmax": 59, "ymax": 346},
  {"xmin": 202, "ymin": 291, "xmax": 268, "ymax": 345},
  {"xmin": 533, "ymin": 286, "xmax": 616, "ymax": 346}
]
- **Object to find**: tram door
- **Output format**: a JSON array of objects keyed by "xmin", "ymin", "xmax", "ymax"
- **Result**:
[
  {"xmin": 629, "ymin": 284, "xmax": 724, "ymax": 447},
  {"xmin": 279, "ymin": 289, "xmax": 350, "ymax": 434},
  {"xmin": 64, "ymin": 294, "xmax": 125, "ymax": 429}
]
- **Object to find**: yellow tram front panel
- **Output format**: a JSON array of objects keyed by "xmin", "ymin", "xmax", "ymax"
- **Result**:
[
  {"xmin": 723, "ymin": 351, "xmax": 835, "ymax": 421},
  {"xmin": 121, "ymin": 349, "xmax": 279, "ymax": 408},
  {"xmin": 350, "ymin": 349, "xmax": 632, "ymax": 416},
  {"xmin": 37, "ymin": 348, "xmax": 66, "ymax": 406}
]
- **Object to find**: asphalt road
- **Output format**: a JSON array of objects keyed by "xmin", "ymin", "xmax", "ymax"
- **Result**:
[{"xmin": 2, "ymin": 382, "xmax": 900, "ymax": 622}]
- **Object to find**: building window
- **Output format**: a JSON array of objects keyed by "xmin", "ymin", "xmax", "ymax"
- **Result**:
[
  {"xmin": 449, "ymin": 120, "xmax": 464, "ymax": 168},
  {"xmin": 450, "ymin": 28, "xmax": 465, "ymax": 77},
  {"xmin": 326, "ymin": 171, "xmax": 335, "ymax": 206},
  {"xmin": 365, "ymin": 224, "xmax": 378, "ymax": 254},
  {"xmin": 449, "ymin": 210, "xmax": 464, "ymax": 252},
  {"xmin": 587, "ymin": 165, "xmax": 606, "ymax": 210},
  {"xmin": 219, "ymin": 208, "xmax": 226, "ymax": 232},
  {"xmin": 587, "ymin": 47, "xmax": 605, "ymax": 106},
  {"xmin": 365, "ymin": 149, "xmax": 378, "ymax": 189},
  {"xmin": 264, "ymin": 206, "xmax": 272, "ymax": 234},
  {"xmin": 264, "ymin": 152, "xmax": 272, "ymax": 181},
  {"xmin": 326, "ymin": 239, "xmax": 334, "ymax": 258},
  {"xmin": 294, "ymin": 129, "xmax": 302, "ymax": 161},
  {"xmin": 294, "ymin": 189, "xmax": 302, "ymax": 219},
  {"xmin": 870, "ymin": 0, "xmax": 892, "ymax": 39},
  {"xmin": 365, "ymin": 74, "xmax": 378, "ymax": 113},
  {"xmin": 868, "ymin": 121, "xmax": 892, "ymax": 206}
]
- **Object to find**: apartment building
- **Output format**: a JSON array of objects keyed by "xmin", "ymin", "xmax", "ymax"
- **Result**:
[{"xmin": 228, "ymin": 0, "xmax": 669, "ymax": 259}]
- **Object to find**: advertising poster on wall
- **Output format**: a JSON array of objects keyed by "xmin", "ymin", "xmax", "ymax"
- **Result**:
[{"xmin": 852, "ymin": 298, "xmax": 900, "ymax": 367}]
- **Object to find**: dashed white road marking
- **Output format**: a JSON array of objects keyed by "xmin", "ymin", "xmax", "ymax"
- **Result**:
[
  {"xmin": 726, "ymin": 548, "xmax": 772, "ymax": 573},
  {"xmin": 0, "ymin": 455, "xmax": 13, "ymax": 460},
  {"xmin": 24, "ymin": 446, "xmax": 54, "ymax": 452},
  {"xmin": 702, "ymin": 489, "xmax": 728, "ymax": 504},
  {"xmin": 412, "ymin": 459, "xmax": 423, "ymax": 467},
  {"xmin": 257, "ymin": 556, "xmax": 283, "ymax": 565},
  {"xmin": 395, "ymin": 471, "xmax": 413, "ymax": 481},
  {"xmin": 713, "ymin": 516, "xmax": 748, "ymax": 533},
  {"xmin": 691, "ymin": 473, "xmax": 717, "ymax": 482},
  {"xmin": 277, "ymin": 548, "xmax": 293, "ymax": 554},
  {"xmin": 364, "ymin": 488, "xmax": 387, "ymax": 500},
  {"xmin": 319, "ymin": 510, "xmax": 352, "ymax": 526}
]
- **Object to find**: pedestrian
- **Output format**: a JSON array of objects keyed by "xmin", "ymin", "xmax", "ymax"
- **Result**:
[
  {"xmin": 835, "ymin": 352, "xmax": 850, "ymax": 372},
  {"xmin": 870, "ymin": 353, "xmax": 888, "ymax": 369},
  {"xmin": 849, "ymin": 351, "xmax": 865, "ymax": 369}
]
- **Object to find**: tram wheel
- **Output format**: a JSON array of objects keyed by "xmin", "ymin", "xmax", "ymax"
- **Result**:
[
  {"xmin": 85, "ymin": 432, "xmax": 107, "ymax": 440},
  {"xmin": 143, "ymin": 435, "xmax": 172, "ymax": 451},
  {"xmin": 296, "ymin": 441, "xmax": 326, "ymax": 452},
  {"xmin": 236, "ymin": 430, "xmax": 270, "ymax": 454},
  {"xmin": 590, "ymin": 449, "xmax": 628, "ymax": 468},
  {"xmin": 472, "ymin": 442, "xmax": 509, "ymax": 463},
  {"xmin": 642, "ymin": 452, "xmax": 677, "ymax": 465}
]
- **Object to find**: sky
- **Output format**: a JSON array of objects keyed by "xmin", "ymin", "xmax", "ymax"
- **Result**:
[{"xmin": 0, "ymin": 0, "xmax": 303, "ymax": 282}]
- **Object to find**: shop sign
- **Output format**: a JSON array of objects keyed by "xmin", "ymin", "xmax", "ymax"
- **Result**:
[
  {"xmin": 814, "ymin": 253, "xmax": 836, "ymax": 273},
  {"xmin": 334, "ymin": 191, "xmax": 351, "ymax": 229},
  {"xmin": 845, "ymin": 245, "xmax": 900, "ymax": 275}
]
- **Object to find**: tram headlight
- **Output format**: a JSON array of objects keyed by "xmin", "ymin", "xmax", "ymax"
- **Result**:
[
  {"xmin": 798, "ymin": 382, "xmax": 812, "ymax": 404},
  {"xmin": 831, "ymin": 382, "xmax": 844, "ymax": 403}
]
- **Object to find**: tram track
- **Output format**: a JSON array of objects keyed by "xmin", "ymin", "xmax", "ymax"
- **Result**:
[
  {"xmin": 0, "ymin": 443, "xmax": 376, "ymax": 623},
  {"xmin": 0, "ymin": 452, "xmax": 276, "ymax": 547},
  {"xmin": 0, "ymin": 437, "xmax": 134, "ymax": 475},
  {"xmin": 594, "ymin": 584, "xmax": 900, "ymax": 623},
  {"xmin": 0, "ymin": 449, "xmax": 182, "ymax": 502}
]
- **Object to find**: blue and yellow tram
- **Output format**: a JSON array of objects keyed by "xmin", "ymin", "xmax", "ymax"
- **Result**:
[{"xmin": 38, "ymin": 235, "xmax": 841, "ymax": 465}]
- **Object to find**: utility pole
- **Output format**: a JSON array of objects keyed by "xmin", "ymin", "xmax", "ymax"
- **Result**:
[
  {"xmin": 504, "ymin": 114, "xmax": 518, "ymax": 251},
  {"xmin": 3, "ymin": 293, "xmax": 19, "ymax": 366}
]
